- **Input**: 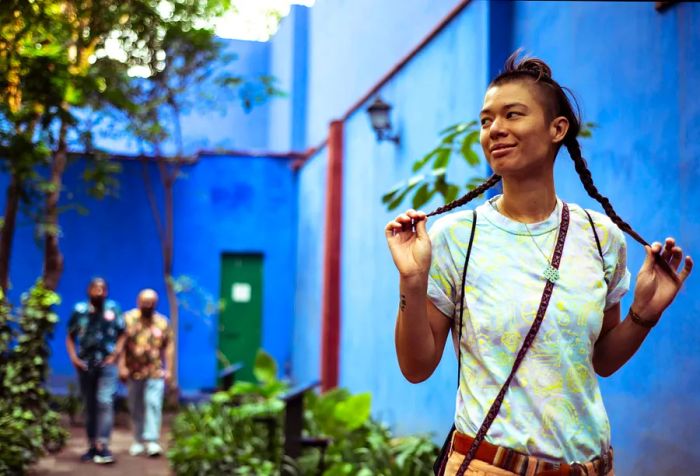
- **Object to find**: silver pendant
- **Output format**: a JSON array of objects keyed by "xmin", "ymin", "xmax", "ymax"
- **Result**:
[{"xmin": 543, "ymin": 264, "xmax": 560, "ymax": 283}]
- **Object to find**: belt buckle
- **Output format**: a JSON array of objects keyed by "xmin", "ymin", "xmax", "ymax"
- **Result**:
[{"xmin": 569, "ymin": 461, "xmax": 589, "ymax": 476}]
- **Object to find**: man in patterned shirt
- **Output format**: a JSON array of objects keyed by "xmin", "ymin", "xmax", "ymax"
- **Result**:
[
  {"xmin": 119, "ymin": 288, "xmax": 173, "ymax": 457},
  {"xmin": 65, "ymin": 277, "xmax": 125, "ymax": 465}
]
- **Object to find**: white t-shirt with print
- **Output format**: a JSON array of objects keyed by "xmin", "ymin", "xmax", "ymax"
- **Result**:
[{"xmin": 427, "ymin": 196, "xmax": 630, "ymax": 463}]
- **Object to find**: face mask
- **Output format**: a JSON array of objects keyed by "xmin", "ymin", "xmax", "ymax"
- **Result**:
[
  {"xmin": 90, "ymin": 296, "xmax": 105, "ymax": 307},
  {"xmin": 140, "ymin": 307, "xmax": 154, "ymax": 318}
]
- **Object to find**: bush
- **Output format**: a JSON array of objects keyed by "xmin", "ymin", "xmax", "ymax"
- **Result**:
[
  {"xmin": 167, "ymin": 350, "xmax": 437, "ymax": 475},
  {"xmin": 0, "ymin": 283, "xmax": 68, "ymax": 474}
]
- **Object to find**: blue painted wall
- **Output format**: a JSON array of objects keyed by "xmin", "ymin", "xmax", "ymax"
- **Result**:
[
  {"xmin": 339, "ymin": 1, "xmax": 490, "ymax": 437},
  {"xmin": 508, "ymin": 3, "xmax": 700, "ymax": 473},
  {"xmin": 94, "ymin": 39, "xmax": 275, "ymax": 155},
  {"xmin": 306, "ymin": 0, "xmax": 462, "ymax": 146},
  {"xmin": 173, "ymin": 155, "xmax": 298, "ymax": 386},
  {"xmin": 290, "ymin": 147, "xmax": 327, "ymax": 386},
  {"xmin": 292, "ymin": 1, "xmax": 700, "ymax": 473},
  {"xmin": 269, "ymin": 5, "xmax": 309, "ymax": 151},
  {"xmin": 0, "ymin": 154, "xmax": 297, "ymax": 392}
]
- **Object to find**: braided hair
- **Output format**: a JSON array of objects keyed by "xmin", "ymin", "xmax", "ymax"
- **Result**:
[{"xmin": 428, "ymin": 51, "xmax": 651, "ymax": 249}]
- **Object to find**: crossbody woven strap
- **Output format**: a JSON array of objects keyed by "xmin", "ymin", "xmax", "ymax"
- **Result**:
[{"xmin": 455, "ymin": 202, "xmax": 571, "ymax": 476}]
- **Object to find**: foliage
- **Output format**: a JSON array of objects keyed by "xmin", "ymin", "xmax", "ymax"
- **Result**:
[
  {"xmin": 168, "ymin": 350, "xmax": 289, "ymax": 475},
  {"xmin": 167, "ymin": 350, "xmax": 438, "ymax": 476},
  {"xmin": 382, "ymin": 121, "xmax": 484, "ymax": 212},
  {"xmin": 382, "ymin": 120, "xmax": 598, "ymax": 212},
  {"xmin": 0, "ymin": 283, "xmax": 68, "ymax": 474}
]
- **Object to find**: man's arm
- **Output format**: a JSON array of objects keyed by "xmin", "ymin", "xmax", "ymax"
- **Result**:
[
  {"xmin": 103, "ymin": 333, "xmax": 126, "ymax": 366},
  {"xmin": 65, "ymin": 334, "xmax": 87, "ymax": 371},
  {"xmin": 162, "ymin": 340, "xmax": 174, "ymax": 385}
]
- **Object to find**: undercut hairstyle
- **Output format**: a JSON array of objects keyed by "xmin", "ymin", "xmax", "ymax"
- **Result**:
[{"xmin": 427, "ymin": 51, "xmax": 651, "ymax": 249}]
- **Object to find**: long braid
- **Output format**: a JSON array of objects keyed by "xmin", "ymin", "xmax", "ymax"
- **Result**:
[
  {"xmin": 565, "ymin": 138, "xmax": 650, "ymax": 246},
  {"xmin": 427, "ymin": 174, "xmax": 502, "ymax": 217}
]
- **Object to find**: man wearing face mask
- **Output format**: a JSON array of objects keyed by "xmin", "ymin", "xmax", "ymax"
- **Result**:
[
  {"xmin": 66, "ymin": 277, "xmax": 125, "ymax": 464},
  {"xmin": 119, "ymin": 288, "xmax": 173, "ymax": 458}
]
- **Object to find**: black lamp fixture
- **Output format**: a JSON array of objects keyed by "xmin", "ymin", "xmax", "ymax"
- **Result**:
[{"xmin": 366, "ymin": 96, "xmax": 400, "ymax": 144}]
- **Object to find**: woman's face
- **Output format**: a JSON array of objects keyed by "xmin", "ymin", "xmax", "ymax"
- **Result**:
[{"xmin": 479, "ymin": 81, "xmax": 567, "ymax": 178}]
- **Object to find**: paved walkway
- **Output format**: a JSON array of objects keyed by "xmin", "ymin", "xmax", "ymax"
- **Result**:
[{"xmin": 30, "ymin": 415, "xmax": 173, "ymax": 476}]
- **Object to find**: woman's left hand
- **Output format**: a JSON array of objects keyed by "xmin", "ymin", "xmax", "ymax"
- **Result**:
[{"xmin": 632, "ymin": 238, "xmax": 693, "ymax": 321}]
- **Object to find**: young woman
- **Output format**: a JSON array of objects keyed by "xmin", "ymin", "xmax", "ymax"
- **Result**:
[{"xmin": 385, "ymin": 54, "xmax": 693, "ymax": 476}]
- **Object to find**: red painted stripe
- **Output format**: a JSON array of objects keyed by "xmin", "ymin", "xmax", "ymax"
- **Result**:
[{"xmin": 320, "ymin": 120, "xmax": 343, "ymax": 391}]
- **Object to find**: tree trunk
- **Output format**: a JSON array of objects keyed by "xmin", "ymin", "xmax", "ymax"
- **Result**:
[
  {"xmin": 42, "ymin": 119, "xmax": 68, "ymax": 291},
  {"xmin": 0, "ymin": 175, "xmax": 21, "ymax": 292}
]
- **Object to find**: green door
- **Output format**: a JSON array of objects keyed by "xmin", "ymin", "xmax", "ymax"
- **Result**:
[{"xmin": 218, "ymin": 254, "xmax": 263, "ymax": 383}]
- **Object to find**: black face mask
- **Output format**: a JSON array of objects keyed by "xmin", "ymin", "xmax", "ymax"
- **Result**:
[
  {"xmin": 140, "ymin": 307, "xmax": 154, "ymax": 318},
  {"xmin": 90, "ymin": 296, "xmax": 105, "ymax": 308}
]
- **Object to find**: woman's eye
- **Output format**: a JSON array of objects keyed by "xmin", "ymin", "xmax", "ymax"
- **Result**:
[
  {"xmin": 506, "ymin": 111, "xmax": 521, "ymax": 119},
  {"xmin": 480, "ymin": 118, "xmax": 491, "ymax": 126}
]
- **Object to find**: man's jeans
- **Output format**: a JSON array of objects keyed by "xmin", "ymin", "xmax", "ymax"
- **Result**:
[
  {"xmin": 78, "ymin": 364, "xmax": 117, "ymax": 446},
  {"xmin": 127, "ymin": 378, "xmax": 165, "ymax": 442}
]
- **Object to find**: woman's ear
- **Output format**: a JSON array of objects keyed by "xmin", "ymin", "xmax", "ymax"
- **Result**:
[{"xmin": 550, "ymin": 116, "xmax": 569, "ymax": 144}]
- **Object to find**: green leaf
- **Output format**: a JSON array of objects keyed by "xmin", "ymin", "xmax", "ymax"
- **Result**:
[
  {"xmin": 446, "ymin": 184, "xmax": 460, "ymax": 203},
  {"xmin": 411, "ymin": 183, "xmax": 430, "ymax": 210},
  {"xmin": 211, "ymin": 392, "xmax": 231, "ymax": 404},
  {"xmin": 412, "ymin": 148, "xmax": 438, "ymax": 172},
  {"xmin": 460, "ymin": 131, "xmax": 481, "ymax": 166},
  {"xmin": 253, "ymin": 349, "xmax": 277, "ymax": 384},
  {"xmin": 334, "ymin": 393, "xmax": 371, "ymax": 430},
  {"xmin": 432, "ymin": 147, "xmax": 451, "ymax": 170},
  {"xmin": 387, "ymin": 182, "xmax": 418, "ymax": 211}
]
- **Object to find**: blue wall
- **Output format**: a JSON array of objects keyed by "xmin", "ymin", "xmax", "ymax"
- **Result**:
[
  {"xmin": 339, "ymin": 1, "xmax": 490, "ymax": 436},
  {"xmin": 291, "ymin": 1, "xmax": 700, "ymax": 473},
  {"xmin": 509, "ymin": 3, "xmax": 700, "ymax": 473},
  {"xmin": 306, "ymin": 0, "xmax": 462, "ymax": 146},
  {"xmin": 0, "ymin": 154, "xmax": 297, "ymax": 392},
  {"xmin": 269, "ymin": 5, "xmax": 309, "ymax": 151},
  {"xmin": 173, "ymin": 155, "xmax": 298, "ymax": 386},
  {"xmin": 291, "ymin": 147, "xmax": 327, "ymax": 386},
  {"xmin": 94, "ymin": 39, "xmax": 275, "ymax": 156}
]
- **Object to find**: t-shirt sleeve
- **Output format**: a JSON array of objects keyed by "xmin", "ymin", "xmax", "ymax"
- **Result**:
[
  {"xmin": 601, "ymin": 219, "xmax": 631, "ymax": 310},
  {"xmin": 426, "ymin": 217, "xmax": 464, "ymax": 318},
  {"xmin": 67, "ymin": 303, "xmax": 87, "ymax": 340}
]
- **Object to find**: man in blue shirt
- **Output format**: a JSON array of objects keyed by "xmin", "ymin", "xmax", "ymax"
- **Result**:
[{"xmin": 65, "ymin": 277, "xmax": 125, "ymax": 464}]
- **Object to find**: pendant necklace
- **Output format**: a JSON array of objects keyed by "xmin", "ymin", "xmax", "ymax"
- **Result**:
[{"xmin": 491, "ymin": 197, "xmax": 561, "ymax": 283}]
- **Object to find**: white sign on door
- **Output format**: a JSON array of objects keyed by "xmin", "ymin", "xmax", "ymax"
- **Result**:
[{"xmin": 231, "ymin": 283, "xmax": 252, "ymax": 303}]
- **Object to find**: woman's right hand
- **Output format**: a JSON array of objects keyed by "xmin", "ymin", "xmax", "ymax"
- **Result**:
[{"xmin": 384, "ymin": 209, "xmax": 431, "ymax": 280}]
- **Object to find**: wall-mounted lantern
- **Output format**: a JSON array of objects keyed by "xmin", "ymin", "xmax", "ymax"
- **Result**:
[{"xmin": 366, "ymin": 96, "xmax": 400, "ymax": 144}]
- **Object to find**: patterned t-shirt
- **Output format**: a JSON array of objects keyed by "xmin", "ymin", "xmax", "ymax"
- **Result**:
[
  {"xmin": 427, "ymin": 196, "xmax": 630, "ymax": 463},
  {"xmin": 67, "ymin": 300, "xmax": 125, "ymax": 368},
  {"xmin": 123, "ymin": 309, "xmax": 172, "ymax": 380}
]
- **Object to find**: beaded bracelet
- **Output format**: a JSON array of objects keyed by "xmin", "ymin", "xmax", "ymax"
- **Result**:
[{"xmin": 629, "ymin": 307, "xmax": 658, "ymax": 329}]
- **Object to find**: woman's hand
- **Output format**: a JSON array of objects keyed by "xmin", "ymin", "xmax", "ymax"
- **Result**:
[
  {"xmin": 632, "ymin": 238, "xmax": 693, "ymax": 321},
  {"xmin": 384, "ymin": 209, "xmax": 431, "ymax": 280}
]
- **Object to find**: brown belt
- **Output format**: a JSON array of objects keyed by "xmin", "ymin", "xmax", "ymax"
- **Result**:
[{"xmin": 451, "ymin": 432, "xmax": 613, "ymax": 476}]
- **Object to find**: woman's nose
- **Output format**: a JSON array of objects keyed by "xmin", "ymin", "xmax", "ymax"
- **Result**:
[{"xmin": 489, "ymin": 117, "xmax": 508, "ymax": 139}]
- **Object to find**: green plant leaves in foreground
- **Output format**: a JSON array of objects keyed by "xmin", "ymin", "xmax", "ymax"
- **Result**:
[{"xmin": 168, "ymin": 350, "xmax": 438, "ymax": 475}]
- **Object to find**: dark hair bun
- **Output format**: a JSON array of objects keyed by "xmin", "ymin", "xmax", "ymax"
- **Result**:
[{"xmin": 503, "ymin": 50, "xmax": 553, "ymax": 81}]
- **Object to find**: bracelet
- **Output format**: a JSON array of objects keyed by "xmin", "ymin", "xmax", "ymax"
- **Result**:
[{"xmin": 628, "ymin": 307, "xmax": 658, "ymax": 329}]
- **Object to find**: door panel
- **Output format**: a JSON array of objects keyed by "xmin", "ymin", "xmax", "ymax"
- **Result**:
[{"xmin": 218, "ymin": 254, "xmax": 263, "ymax": 383}]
